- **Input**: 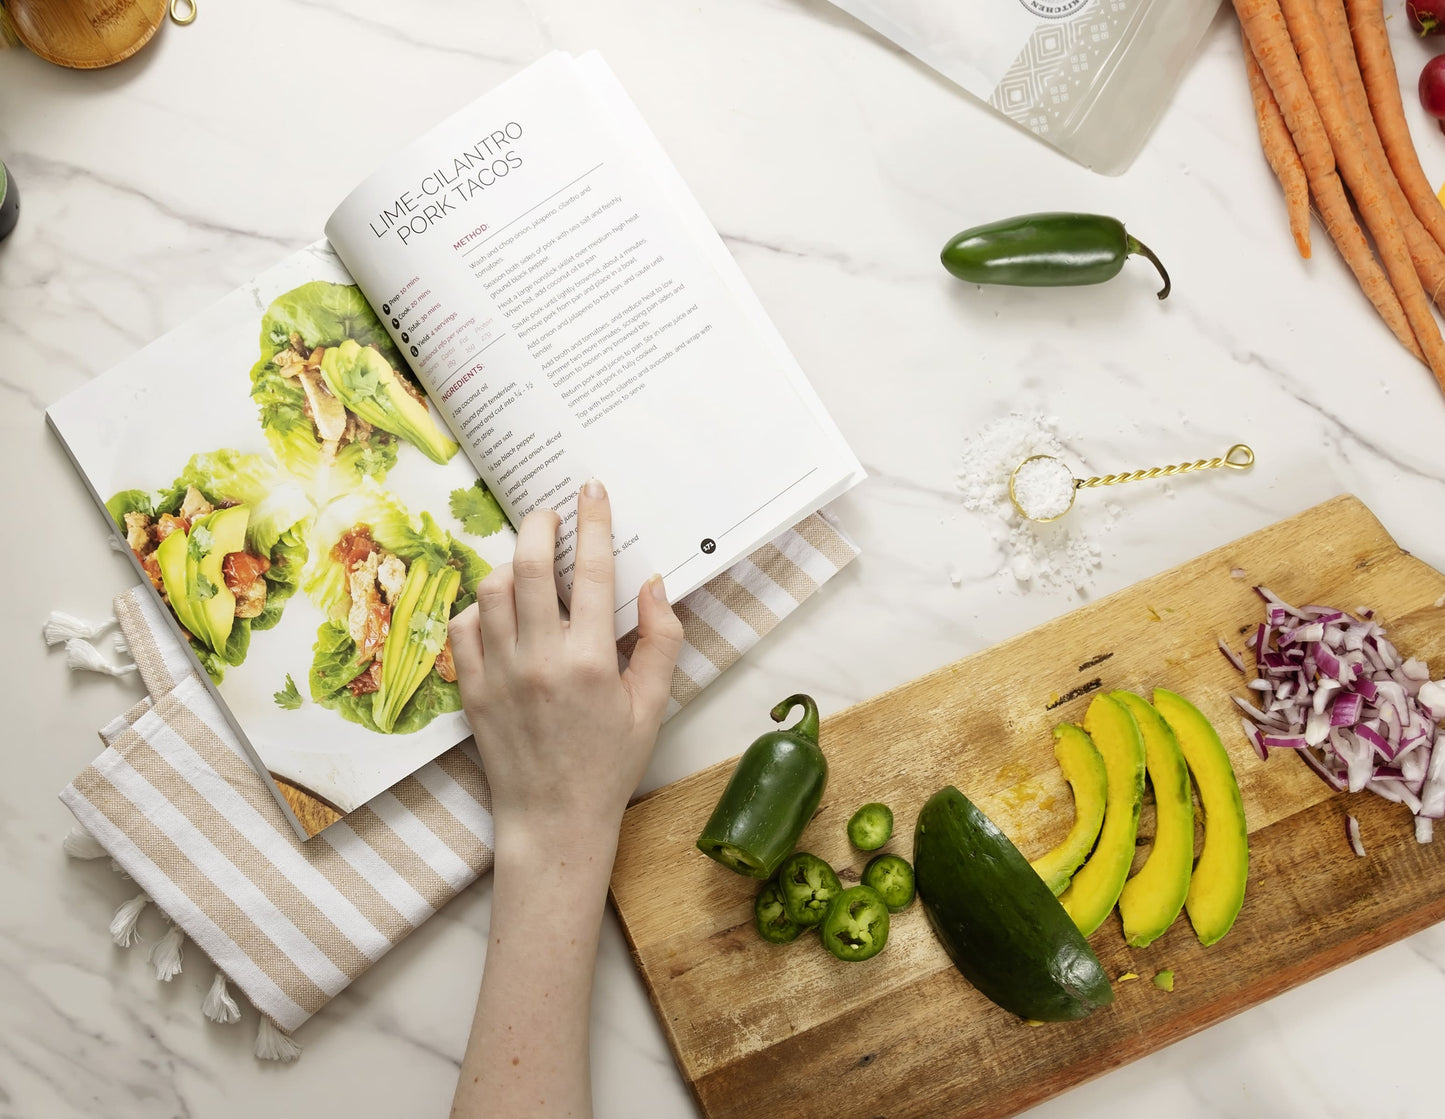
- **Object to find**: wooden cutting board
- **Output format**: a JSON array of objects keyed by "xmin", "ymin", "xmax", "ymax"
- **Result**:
[{"xmin": 609, "ymin": 495, "xmax": 1445, "ymax": 1119}]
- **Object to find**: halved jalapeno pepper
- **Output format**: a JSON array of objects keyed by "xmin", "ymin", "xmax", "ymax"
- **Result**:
[
  {"xmin": 821, "ymin": 884, "xmax": 890, "ymax": 961},
  {"xmin": 847, "ymin": 802, "xmax": 894, "ymax": 851},
  {"xmin": 696, "ymin": 695, "xmax": 828, "ymax": 880},
  {"xmin": 754, "ymin": 878, "xmax": 804, "ymax": 944},
  {"xmin": 862, "ymin": 853, "xmax": 915, "ymax": 912},
  {"xmin": 777, "ymin": 851, "xmax": 842, "ymax": 927}
]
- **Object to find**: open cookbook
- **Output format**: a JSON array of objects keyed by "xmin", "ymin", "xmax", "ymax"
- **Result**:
[{"xmin": 47, "ymin": 52, "xmax": 864, "ymax": 840}]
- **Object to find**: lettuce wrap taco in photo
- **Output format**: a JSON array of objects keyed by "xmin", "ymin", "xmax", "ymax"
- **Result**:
[
  {"xmin": 304, "ymin": 482, "xmax": 489, "ymax": 735},
  {"xmin": 250, "ymin": 281, "xmax": 459, "ymax": 488},
  {"xmin": 107, "ymin": 451, "xmax": 313, "ymax": 682}
]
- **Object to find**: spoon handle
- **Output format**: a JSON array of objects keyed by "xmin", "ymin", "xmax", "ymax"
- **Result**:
[{"xmin": 1076, "ymin": 443, "xmax": 1255, "ymax": 490}]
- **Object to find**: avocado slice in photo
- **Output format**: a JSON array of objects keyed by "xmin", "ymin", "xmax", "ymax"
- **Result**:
[
  {"xmin": 1112, "ymin": 691, "xmax": 1194, "ymax": 947},
  {"xmin": 1153, "ymin": 688, "xmax": 1249, "ymax": 946},
  {"xmin": 155, "ymin": 526, "xmax": 205, "ymax": 640},
  {"xmin": 1059, "ymin": 693, "xmax": 1146, "ymax": 937},
  {"xmin": 192, "ymin": 505, "xmax": 251, "ymax": 652},
  {"xmin": 319, "ymin": 339, "xmax": 458, "ymax": 465},
  {"xmin": 1030, "ymin": 724, "xmax": 1108, "ymax": 896}
]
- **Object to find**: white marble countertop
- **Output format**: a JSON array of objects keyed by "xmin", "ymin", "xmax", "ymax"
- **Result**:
[{"xmin": 6, "ymin": 0, "xmax": 1445, "ymax": 1115}]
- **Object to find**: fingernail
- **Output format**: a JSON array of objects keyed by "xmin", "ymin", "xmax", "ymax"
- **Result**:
[
  {"xmin": 583, "ymin": 478, "xmax": 606, "ymax": 500},
  {"xmin": 648, "ymin": 574, "xmax": 667, "ymax": 602}
]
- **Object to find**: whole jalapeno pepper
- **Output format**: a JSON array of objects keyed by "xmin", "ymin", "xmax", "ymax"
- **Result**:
[
  {"xmin": 862, "ymin": 853, "xmax": 915, "ymax": 912},
  {"xmin": 777, "ymin": 852, "xmax": 843, "ymax": 927},
  {"xmin": 695, "ymin": 694, "xmax": 827, "ymax": 880},
  {"xmin": 821, "ymin": 884, "xmax": 891, "ymax": 961},
  {"xmin": 940, "ymin": 213, "xmax": 1171, "ymax": 300},
  {"xmin": 754, "ymin": 878, "xmax": 805, "ymax": 944}
]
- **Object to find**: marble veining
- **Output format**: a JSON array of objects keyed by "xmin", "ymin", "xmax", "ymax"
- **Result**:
[{"xmin": 6, "ymin": 0, "xmax": 1445, "ymax": 1115}]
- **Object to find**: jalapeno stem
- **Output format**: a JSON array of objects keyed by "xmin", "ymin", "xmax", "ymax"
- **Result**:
[
  {"xmin": 770, "ymin": 693, "xmax": 820, "ymax": 743},
  {"xmin": 1126, "ymin": 235, "xmax": 1171, "ymax": 300}
]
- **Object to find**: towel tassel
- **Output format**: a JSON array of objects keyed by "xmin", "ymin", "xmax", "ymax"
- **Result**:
[
  {"xmin": 255, "ymin": 1016, "xmax": 302, "ymax": 1062},
  {"xmin": 202, "ymin": 970, "xmax": 241, "ymax": 1024},
  {"xmin": 150, "ymin": 922, "xmax": 186, "ymax": 981},
  {"xmin": 62, "ymin": 826, "xmax": 108, "ymax": 860},
  {"xmin": 43, "ymin": 610, "xmax": 117, "ymax": 644},
  {"xmin": 109, "ymin": 893, "xmax": 151, "ymax": 947},
  {"xmin": 64, "ymin": 637, "xmax": 137, "ymax": 677}
]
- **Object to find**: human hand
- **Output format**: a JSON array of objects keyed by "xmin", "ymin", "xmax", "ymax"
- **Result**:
[{"xmin": 447, "ymin": 479, "xmax": 684, "ymax": 860}]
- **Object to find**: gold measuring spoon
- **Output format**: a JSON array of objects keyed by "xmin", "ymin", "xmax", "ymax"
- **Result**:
[{"xmin": 1008, "ymin": 443, "xmax": 1255, "ymax": 523}]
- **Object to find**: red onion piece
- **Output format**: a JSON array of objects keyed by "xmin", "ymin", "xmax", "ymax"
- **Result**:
[
  {"xmin": 1218, "ymin": 638, "xmax": 1246, "ymax": 674},
  {"xmin": 1346, "ymin": 815, "xmax": 1365, "ymax": 857}
]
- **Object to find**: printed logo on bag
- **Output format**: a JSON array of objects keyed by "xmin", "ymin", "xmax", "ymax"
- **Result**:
[{"xmin": 1017, "ymin": 0, "xmax": 1088, "ymax": 18}]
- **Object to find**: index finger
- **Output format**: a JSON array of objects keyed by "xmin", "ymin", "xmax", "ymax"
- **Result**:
[{"xmin": 567, "ymin": 478, "xmax": 615, "ymax": 641}]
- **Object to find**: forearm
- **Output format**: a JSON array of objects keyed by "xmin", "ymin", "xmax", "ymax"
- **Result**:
[{"xmin": 451, "ymin": 823, "xmax": 621, "ymax": 1119}]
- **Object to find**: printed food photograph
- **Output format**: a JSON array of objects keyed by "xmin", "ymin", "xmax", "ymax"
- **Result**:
[
  {"xmin": 49, "ymin": 248, "xmax": 515, "ymax": 832},
  {"xmin": 249, "ymin": 280, "xmax": 460, "ymax": 494}
]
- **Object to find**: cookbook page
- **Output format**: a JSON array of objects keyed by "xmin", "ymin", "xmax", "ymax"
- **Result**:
[
  {"xmin": 46, "ymin": 245, "xmax": 518, "ymax": 838},
  {"xmin": 325, "ymin": 52, "xmax": 862, "ymax": 636}
]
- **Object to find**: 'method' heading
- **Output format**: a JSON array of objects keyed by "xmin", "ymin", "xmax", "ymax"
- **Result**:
[{"xmin": 368, "ymin": 122, "xmax": 525, "ymax": 245}]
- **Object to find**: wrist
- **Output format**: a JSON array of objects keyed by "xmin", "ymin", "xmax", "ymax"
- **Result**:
[{"xmin": 491, "ymin": 807, "xmax": 623, "ymax": 879}]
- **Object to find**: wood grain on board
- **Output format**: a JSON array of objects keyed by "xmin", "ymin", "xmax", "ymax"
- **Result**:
[
  {"xmin": 609, "ymin": 495, "xmax": 1445, "ymax": 1119},
  {"xmin": 271, "ymin": 774, "xmax": 343, "ymax": 837}
]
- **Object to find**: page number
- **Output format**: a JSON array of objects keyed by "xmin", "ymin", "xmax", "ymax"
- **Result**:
[{"xmin": 700, "ymin": 538, "xmax": 716, "ymax": 554}]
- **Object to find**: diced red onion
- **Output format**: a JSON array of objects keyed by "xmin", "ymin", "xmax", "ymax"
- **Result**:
[
  {"xmin": 1346, "ymin": 815, "xmax": 1365, "ymax": 857},
  {"xmin": 1242, "ymin": 718, "xmax": 1267, "ymax": 760},
  {"xmin": 1235, "ymin": 588, "xmax": 1444, "ymax": 848}
]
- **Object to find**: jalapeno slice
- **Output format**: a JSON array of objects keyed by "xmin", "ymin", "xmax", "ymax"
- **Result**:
[
  {"xmin": 776, "ymin": 852, "xmax": 842, "ymax": 927},
  {"xmin": 847, "ymin": 802, "xmax": 894, "ymax": 851},
  {"xmin": 754, "ymin": 878, "xmax": 805, "ymax": 944},
  {"xmin": 821, "ymin": 885, "xmax": 891, "ymax": 961},
  {"xmin": 862, "ymin": 853, "xmax": 915, "ymax": 912}
]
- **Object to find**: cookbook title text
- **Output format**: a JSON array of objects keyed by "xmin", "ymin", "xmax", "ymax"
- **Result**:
[{"xmin": 367, "ymin": 121, "xmax": 525, "ymax": 246}]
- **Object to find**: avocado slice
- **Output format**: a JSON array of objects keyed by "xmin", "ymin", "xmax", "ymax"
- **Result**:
[
  {"xmin": 1059, "ymin": 694, "xmax": 1146, "ymax": 936},
  {"xmin": 1112, "ymin": 691, "xmax": 1194, "ymax": 947},
  {"xmin": 1153, "ymin": 688, "xmax": 1249, "ymax": 946},
  {"xmin": 193, "ymin": 505, "xmax": 250, "ymax": 652},
  {"xmin": 319, "ymin": 339, "xmax": 459, "ymax": 464},
  {"xmin": 155, "ymin": 526, "xmax": 205, "ymax": 640},
  {"xmin": 1030, "ymin": 724, "xmax": 1108, "ymax": 896}
]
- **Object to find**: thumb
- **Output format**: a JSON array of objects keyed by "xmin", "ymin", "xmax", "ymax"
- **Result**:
[{"xmin": 622, "ymin": 574, "xmax": 684, "ymax": 725}]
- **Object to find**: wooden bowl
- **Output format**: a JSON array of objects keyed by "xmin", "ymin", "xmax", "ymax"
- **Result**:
[{"xmin": 8, "ymin": 0, "xmax": 168, "ymax": 70}]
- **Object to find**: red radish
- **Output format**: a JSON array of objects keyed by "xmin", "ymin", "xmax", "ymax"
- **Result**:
[
  {"xmin": 1410, "ymin": 0, "xmax": 1445, "ymax": 36},
  {"xmin": 1421, "ymin": 55, "xmax": 1445, "ymax": 133}
]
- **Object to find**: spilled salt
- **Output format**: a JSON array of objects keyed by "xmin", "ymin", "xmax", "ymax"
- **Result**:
[{"xmin": 956, "ymin": 413, "xmax": 1114, "ymax": 594}]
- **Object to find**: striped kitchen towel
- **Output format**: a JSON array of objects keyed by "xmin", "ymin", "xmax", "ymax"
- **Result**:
[{"xmin": 59, "ymin": 511, "xmax": 857, "ymax": 1053}]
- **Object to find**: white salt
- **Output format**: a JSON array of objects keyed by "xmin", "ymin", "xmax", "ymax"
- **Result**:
[{"xmin": 1011, "ymin": 456, "xmax": 1075, "ymax": 520}]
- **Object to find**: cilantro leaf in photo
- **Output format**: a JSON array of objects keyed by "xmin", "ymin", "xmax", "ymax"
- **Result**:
[
  {"xmin": 187, "ymin": 523, "xmax": 213, "ymax": 561},
  {"xmin": 273, "ymin": 674, "xmax": 303, "ymax": 710},
  {"xmin": 449, "ymin": 480, "xmax": 509, "ymax": 538}
]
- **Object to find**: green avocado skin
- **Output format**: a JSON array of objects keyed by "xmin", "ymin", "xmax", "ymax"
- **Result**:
[{"xmin": 915, "ymin": 786, "xmax": 1114, "ymax": 1022}]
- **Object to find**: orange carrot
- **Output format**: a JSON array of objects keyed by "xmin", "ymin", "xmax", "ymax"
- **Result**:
[
  {"xmin": 1276, "ymin": 0, "xmax": 1445, "ymax": 384},
  {"xmin": 1317, "ymin": 0, "xmax": 1445, "ymax": 306},
  {"xmin": 1233, "ymin": 0, "xmax": 1422, "ymax": 358},
  {"xmin": 1242, "ymin": 28, "xmax": 1312, "ymax": 258},
  {"xmin": 1345, "ymin": 0, "xmax": 1445, "ymax": 259}
]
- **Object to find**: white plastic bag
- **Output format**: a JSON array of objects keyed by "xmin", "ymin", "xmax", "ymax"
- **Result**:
[{"xmin": 827, "ymin": 0, "xmax": 1222, "ymax": 174}]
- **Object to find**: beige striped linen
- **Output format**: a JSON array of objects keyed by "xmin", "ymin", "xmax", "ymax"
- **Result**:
[{"xmin": 61, "ymin": 512, "xmax": 857, "ymax": 1035}]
